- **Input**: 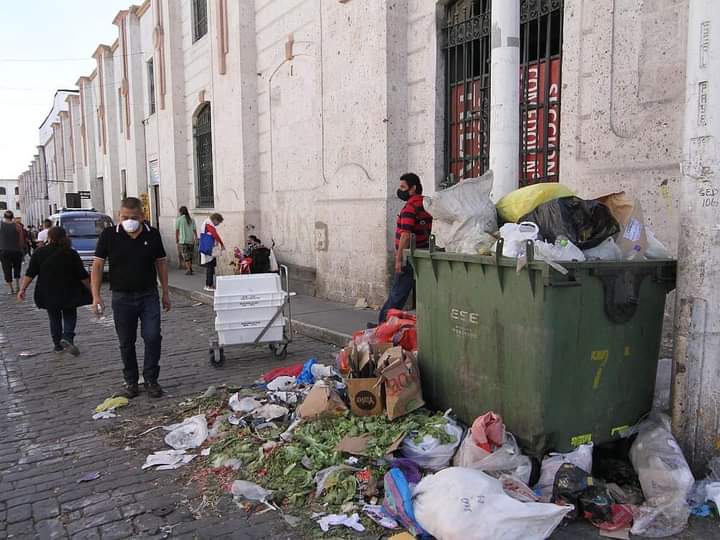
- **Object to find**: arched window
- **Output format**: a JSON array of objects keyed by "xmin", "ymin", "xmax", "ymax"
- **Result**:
[{"xmin": 194, "ymin": 103, "xmax": 214, "ymax": 208}]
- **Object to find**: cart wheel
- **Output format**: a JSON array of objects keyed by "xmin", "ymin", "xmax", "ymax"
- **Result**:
[
  {"xmin": 209, "ymin": 345, "xmax": 225, "ymax": 367},
  {"xmin": 269, "ymin": 343, "xmax": 288, "ymax": 360}
]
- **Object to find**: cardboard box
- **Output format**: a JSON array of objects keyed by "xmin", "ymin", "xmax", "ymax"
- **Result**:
[
  {"xmin": 335, "ymin": 432, "xmax": 405, "ymax": 456},
  {"xmin": 296, "ymin": 382, "xmax": 347, "ymax": 421},
  {"xmin": 379, "ymin": 347, "xmax": 425, "ymax": 420},
  {"xmin": 347, "ymin": 377, "xmax": 384, "ymax": 417}
]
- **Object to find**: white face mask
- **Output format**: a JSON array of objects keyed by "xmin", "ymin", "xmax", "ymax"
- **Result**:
[{"xmin": 122, "ymin": 219, "xmax": 141, "ymax": 233}]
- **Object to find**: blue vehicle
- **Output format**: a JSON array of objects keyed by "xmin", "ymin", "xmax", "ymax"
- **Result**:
[{"xmin": 49, "ymin": 209, "xmax": 114, "ymax": 273}]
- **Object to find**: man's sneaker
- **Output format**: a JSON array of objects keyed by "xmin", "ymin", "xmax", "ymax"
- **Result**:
[
  {"xmin": 53, "ymin": 344, "xmax": 63, "ymax": 353},
  {"xmin": 146, "ymin": 382, "xmax": 163, "ymax": 398},
  {"xmin": 121, "ymin": 383, "xmax": 140, "ymax": 399},
  {"xmin": 203, "ymin": 286, "xmax": 215, "ymax": 292},
  {"xmin": 60, "ymin": 339, "xmax": 80, "ymax": 356}
]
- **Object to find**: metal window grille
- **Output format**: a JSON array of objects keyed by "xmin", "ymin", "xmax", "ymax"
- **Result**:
[
  {"xmin": 194, "ymin": 104, "xmax": 214, "ymax": 208},
  {"xmin": 147, "ymin": 59, "xmax": 156, "ymax": 115},
  {"xmin": 520, "ymin": 0, "xmax": 563, "ymax": 185},
  {"xmin": 443, "ymin": 0, "xmax": 491, "ymax": 186},
  {"xmin": 192, "ymin": 0, "xmax": 208, "ymax": 42},
  {"xmin": 443, "ymin": 0, "xmax": 564, "ymax": 187}
]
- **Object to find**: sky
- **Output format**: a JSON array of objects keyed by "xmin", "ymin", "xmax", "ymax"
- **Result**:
[{"xmin": 0, "ymin": 0, "xmax": 131, "ymax": 179}]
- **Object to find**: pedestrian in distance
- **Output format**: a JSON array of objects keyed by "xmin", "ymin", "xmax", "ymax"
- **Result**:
[
  {"xmin": 91, "ymin": 197, "xmax": 171, "ymax": 399},
  {"xmin": 37, "ymin": 219, "xmax": 52, "ymax": 247},
  {"xmin": 0, "ymin": 210, "xmax": 24, "ymax": 295},
  {"xmin": 15, "ymin": 217, "xmax": 31, "ymax": 258},
  {"xmin": 175, "ymin": 206, "xmax": 197, "ymax": 276},
  {"xmin": 377, "ymin": 172, "xmax": 433, "ymax": 324},
  {"xmin": 17, "ymin": 226, "xmax": 92, "ymax": 354},
  {"xmin": 199, "ymin": 213, "xmax": 225, "ymax": 292}
]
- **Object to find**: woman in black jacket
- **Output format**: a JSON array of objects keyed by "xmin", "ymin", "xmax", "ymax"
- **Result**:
[{"xmin": 17, "ymin": 227, "xmax": 92, "ymax": 354}]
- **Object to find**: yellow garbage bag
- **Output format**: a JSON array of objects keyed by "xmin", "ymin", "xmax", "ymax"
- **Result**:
[
  {"xmin": 95, "ymin": 396, "xmax": 129, "ymax": 413},
  {"xmin": 496, "ymin": 183, "xmax": 575, "ymax": 223}
]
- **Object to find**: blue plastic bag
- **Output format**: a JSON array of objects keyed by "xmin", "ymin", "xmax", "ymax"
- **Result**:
[
  {"xmin": 296, "ymin": 358, "xmax": 317, "ymax": 385},
  {"xmin": 382, "ymin": 468, "xmax": 429, "ymax": 538},
  {"xmin": 199, "ymin": 232, "xmax": 215, "ymax": 256}
]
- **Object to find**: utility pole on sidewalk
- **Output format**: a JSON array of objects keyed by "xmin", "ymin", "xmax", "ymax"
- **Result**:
[
  {"xmin": 672, "ymin": 0, "xmax": 720, "ymax": 471},
  {"xmin": 489, "ymin": 0, "xmax": 520, "ymax": 202}
]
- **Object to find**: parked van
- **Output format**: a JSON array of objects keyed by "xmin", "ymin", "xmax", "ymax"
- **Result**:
[{"xmin": 49, "ymin": 209, "xmax": 114, "ymax": 273}]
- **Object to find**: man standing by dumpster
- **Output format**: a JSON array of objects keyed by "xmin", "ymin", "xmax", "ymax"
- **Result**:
[
  {"xmin": 377, "ymin": 173, "xmax": 432, "ymax": 324},
  {"xmin": 91, "ymin": 197, "xmax": 171, "ymax": 399}
]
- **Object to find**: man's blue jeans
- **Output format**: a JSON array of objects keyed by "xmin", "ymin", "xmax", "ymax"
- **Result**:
[
  {"xmin": 379, "ymin": 265, "xmax": 415, "ymax": 323},
  {"xmin": 47, "ymin": 307, "xmax": 77, "ymax": 346},
  {"xmin": 112, "ymin": 290, "xmax": 162, "ymax": 385}
]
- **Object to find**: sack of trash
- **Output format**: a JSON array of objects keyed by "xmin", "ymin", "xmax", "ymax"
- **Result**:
[
  {"xmin": 520, "ymin": 196, "xmax": 620, "ymax": 250},
  {"xmin": 496, "ymin": 183, "xmax": 575, "ymax": 223},
  {"xmin": 496, "ymin": 222, "xmax": 539, "ymax": 258},
  {"xmin": 164, "ymin": 415, "xmax": 209, "ymax": 450},
  {"xmin": 413, "ymin": 467, "xmax": 571, "ymax": 540},
  {"xmin": 453, "ymin": 412, "xmax": 531, "ymax": 484},
  {"xmin": 400, "ymin": 419, "xmax": 464, "ymax": 471},
  {"xmin": 536, "ymin": 443, "xmax": 593, "ymax": 497},
  {"xmin": 629, "ymin": 412, "xmax": 694, "ymax": 537},
  {"xmin": 425, "ymin": 171, "xmax": 497, "ymax": 255}
]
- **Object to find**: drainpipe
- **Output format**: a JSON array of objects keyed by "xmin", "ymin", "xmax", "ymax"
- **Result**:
[
  {"xmin": 671, "ymin": 0, "xmax": 720, "ymax": 472},
  {"xmin": 489, "ymin": 0, "xmax": 520, "ymax": 202}
]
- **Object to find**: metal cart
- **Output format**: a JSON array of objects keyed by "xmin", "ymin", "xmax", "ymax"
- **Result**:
[{"xmin": 208, "ymin": 265, "xmax": 294, "ymax": 367}]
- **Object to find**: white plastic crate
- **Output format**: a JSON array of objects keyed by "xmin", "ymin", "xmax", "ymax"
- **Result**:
[
  {"xmin": 214, "ymin": 291, "xmax": 286, "ymax": 308},
  {"xmin": 214, "ymin": 305, "xmax": 284, "ymax": 325},
  {"xmin": 215, "ymin": 274, "xmax": 282, "ymax": 296},
  {"xmin": 216, "ymin": 319, "xmax": 284, "ymax": 345}
]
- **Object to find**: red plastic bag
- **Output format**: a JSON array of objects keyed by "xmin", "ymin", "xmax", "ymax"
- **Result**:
[
  {"xmin": 393, "ymin": 325, "xmax": 417, "ymax": 351},
  {"xmin": 471, "ymin": 412, "xmax": 505, "ymax": 453},
  {"xmin": 262, "ymin": 363, "xmax": 303, "ymax": 383}
]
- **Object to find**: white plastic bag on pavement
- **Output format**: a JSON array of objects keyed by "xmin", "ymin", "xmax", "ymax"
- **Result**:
[
  {"xmin": 536, "ymin": 443, "xmax": 593, "ymax": 496},
  {"xmin": 142, "ymin": 449, "xmax": 196, "ymax": 470},
  {"xmin": 164, "ymin": 415, "xmax": 208, "ymax": 450},
  {"xmin": 229, "ymin": 393, "xmax": 261, "ymax": 413},
  {"xmin": 231, "ymin": 480, "xmax": 273, "ymax": 502},
  {"xmin": 267, "ymin": 376, "xmax": 297, "ymax": 391},
  {"xmin": 253, "ymin": 404, "xmax": 289, "ymax": 421},
  {"xmin": 400, "ymin": 421, "xmax": 464, "ymax": 471},
  {"xmin": 629, "ymin": 413, "xmax": 694, "ymax": 537},
  {"xmin": 316, "ymin": 513, "xmax": 365, "ymax": 533},
  {"xmin": 496, "ymin": 222, "xmax": 539, "ymax": 258},
  {"xmin": 454, "ymin": 432, "xmax": 532, "ymax": 485},
  {"xmin": 583, "ymin": 237, "xmax": 623, "ymax": 260},
  {"xmin": 414, "ymin": 467, "xmax": 571, "ymax": 540},
  {"xmin": 424, "ymin": 171, "xmax": 497, "ymax": 254}
]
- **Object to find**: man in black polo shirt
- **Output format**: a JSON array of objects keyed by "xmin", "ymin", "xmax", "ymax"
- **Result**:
[{"xmin": 91, "ymin": 197, "xmax": 171, "ymax": 398}]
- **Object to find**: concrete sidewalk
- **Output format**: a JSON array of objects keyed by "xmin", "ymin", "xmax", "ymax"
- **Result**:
[{"xmin": 167, "ymin": 266, "xmax": 378, "ymax": 347}]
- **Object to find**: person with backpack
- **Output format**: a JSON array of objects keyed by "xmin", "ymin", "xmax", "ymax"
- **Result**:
[
  {"xmin": 0, "ymin": 210, "xmax": 23, "ymax": 295},
  {"xmin": 175, "ymin": 206, "xmax": 197, "ymax": 275},
  {"xmin": 199, "ymin": 213, "xmax": 225, "ymax": 292},
  {"xmin": 17, "ymin": 226, "xmax": 92, "ymax": 354}
]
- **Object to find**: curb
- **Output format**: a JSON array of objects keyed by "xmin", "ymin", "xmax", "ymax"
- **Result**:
[{"xmin": 168, "ymin": 284, "xmax": 350, "ymax": 348}]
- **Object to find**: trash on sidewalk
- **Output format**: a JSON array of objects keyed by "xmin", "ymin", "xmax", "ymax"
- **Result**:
[
  {"xmin": 413, "ymin": 467, "xmax": 571, "ymax": 540},
  {"xmin": 315, "ymin": 512, "xmax": 365, "ymax": 533},
  {"xmin": 18, "ymin": 351, "xmax": 38, "ymax": 358},
  {"xmin": 164, "ymin": 415, "xmax": 209, "ymax": 450},
  {"xmin": 296, "ymin": 381, "xmax": 347, "ymax": 420},
  {"xmin": 400, "ymin": 416, "xmax": 463, "ymax": 471},
  {"xmin": 76, "ymin": 471, "xmax": 101, "ymax": 483},
  {"xmin": 261, "ymin": 363, "xmax": 304, "ymax": 383},
  {"xmin": 230, "ymin": 479, "xmax": 273, "ymax": 502},
  {"xmin": 378, "ymin": 347, "xmax": 424, "ymax": 420},
  {"xmin": 454, "ymin": 428, "xmax": 532, "ymax": 485},
  {"xmin": 228, "ymin": 393, "xmax": 260, "ymax": 413},
  {"xmin": 536, "ymin": 443, "xmax": 594, "ymax": 497},
  {"xmin": 92, "ymin": 410, "xmax": 118, "ymax": 420},
  {"xmin": 362, "ymin": 503, "xmax": 399, "ymax": 529},
  {"xmin": 95, "ymin": 396, "xmax": 129, "ymax": 413},
  {"xmin": 382, "ymin": 467, "xmax": 429, "ymax": 537},
  {"xmin": 142, "ymin": 449, "xmax": 196, "ymax": 471},
  {"xmin": 629, "ymin": 412, "xmax": 694, "ymax": 537},
  {"xmin": 252, "ymin": 404, "xmax": 289, "ymax": 421},
  {"xmin": 424, "ymin": 170, "xmax": 497, "ymax": 255}
]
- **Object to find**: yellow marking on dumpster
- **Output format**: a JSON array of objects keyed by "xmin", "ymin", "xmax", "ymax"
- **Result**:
[
  {"xmin": 611, "ymin": 425, "xmax": 630, "ymax": 437},
  {"xmin": 624, "ymin": 346, "xmax": 631, "ymax": 357},
  {"xmin": 571, "ymin": 433, "xmax": 592, "ymax": 447},
  {"xmin": 591, "ymin": 349, "xmax": 609, "ymax": 390}
]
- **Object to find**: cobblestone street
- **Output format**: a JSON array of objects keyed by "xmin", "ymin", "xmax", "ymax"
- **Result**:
[{"xmin": 0, "ymin": 287, "xmax": 338, "ymax": 540}]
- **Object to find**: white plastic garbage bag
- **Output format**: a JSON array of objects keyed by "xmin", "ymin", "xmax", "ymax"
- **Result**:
[
  {"xmin": 164, "ymin": 415, "xmax": 209, "ymax": 450},
  {"xmin": 253, "ymin": 404, "xmax": 289, "ymax": 421},
  {"xmin": 230, "ymin": 480, "xmax": 273, "ymax": 502},
  {"xmin": 229, "ymin": 393, "xmax": 261, "ymax": 413},
  {"xmin": 496, "ymin": 222, "xmax": 539, "ymax": 258},
  {"xmin": 645, "ymin": 228, "xmax": 672, "ymax": 259},
  {"xmin": 583, "ymin": 237, "xmax": 623, "ymax": 260},
  {"xmin": 536, "ymin": 443, "xmax": 593, "ymax": 496},
  {"xmin": 424, "ymin": 171, "xmax": 497, "ymax": 254},
  {"xmin": 414, "ymin": 467, "xmax": 571, "ymax": 540},
  {"xmin": 142, "ymin": 449, "xmax": 196, "ymax": 470},
  {"xmin": 267, "ymin": 376, "xmax": 297, "ymax": 391},
  {"xmin": 629, "ymin": 413, "xmax": 694, "ymax": 537},
  {"xmin": 533, "ymin": 237, "xmax": 585, "ymax": 262},
  {"xmin": 400, "ymin": 421, "xmax": 464, "ymax": 471},
  {"xmin": 453, "ymin": 432, "xmax": 532, "ymax": 485}
]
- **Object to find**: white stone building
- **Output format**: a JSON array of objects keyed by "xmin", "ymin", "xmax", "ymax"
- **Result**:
[
  {"xmin": 17, "ymin": 0, "xmax": 692, "ymax": 304},
  {"xmin": 0, "ymin": 179, "xmax": 22, "ymax": 219}
]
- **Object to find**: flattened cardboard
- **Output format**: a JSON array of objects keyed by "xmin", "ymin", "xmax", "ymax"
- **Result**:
[
  {"xmin": 335, "ymin": 432, "xmax": 405, "ymax": 456},
  {"xmin": 296, "ymin": 382, "xmax": 347, "ymax": 420},
  {"xmin": 347, "ymin": 377, "xmax": 384, "ymax": 417}
]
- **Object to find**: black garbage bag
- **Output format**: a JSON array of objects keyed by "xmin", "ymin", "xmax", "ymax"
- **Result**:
[
  {"xmin": 552, "ymin": 463, "xmax": 592, "ymax": 519},
  {"xmin": 520, "ymin": 196, "xmax": 620, "ymax": 250},
  {"xmin": 579, "ymin": 485, "xmax": 614, "ymax": 524}
]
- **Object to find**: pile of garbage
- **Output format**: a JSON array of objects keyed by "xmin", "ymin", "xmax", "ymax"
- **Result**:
[
  {"xmin": 124, "ymin": 315, "xmax": 717, "ymax": 538},
  {"xmin": 426, "ymin": 171, "xmax": 672, "ymax": 267}
]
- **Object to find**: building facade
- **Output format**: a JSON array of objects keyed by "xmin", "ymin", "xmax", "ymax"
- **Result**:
[
  {"xmin": 0, "ymin": 179, "xmax": 22, "ymax": 219},
  {"xmin": 17, "ymin": 0, "xmax": 690, "ymax": 304}
]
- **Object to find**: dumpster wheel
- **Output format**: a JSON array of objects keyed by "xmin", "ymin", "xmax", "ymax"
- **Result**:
[
  {"xmin": 269, "ymin": 343, "xmax": 288, "ymax": 360},
  {"xmin": 209, "ymin": 342, "xmax": 225, "ymax": 367}
]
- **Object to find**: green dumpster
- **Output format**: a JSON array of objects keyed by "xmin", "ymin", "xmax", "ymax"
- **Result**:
[{"xmin": 408, "ymin": 239, "xmax": 676, "ymax": 456}]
